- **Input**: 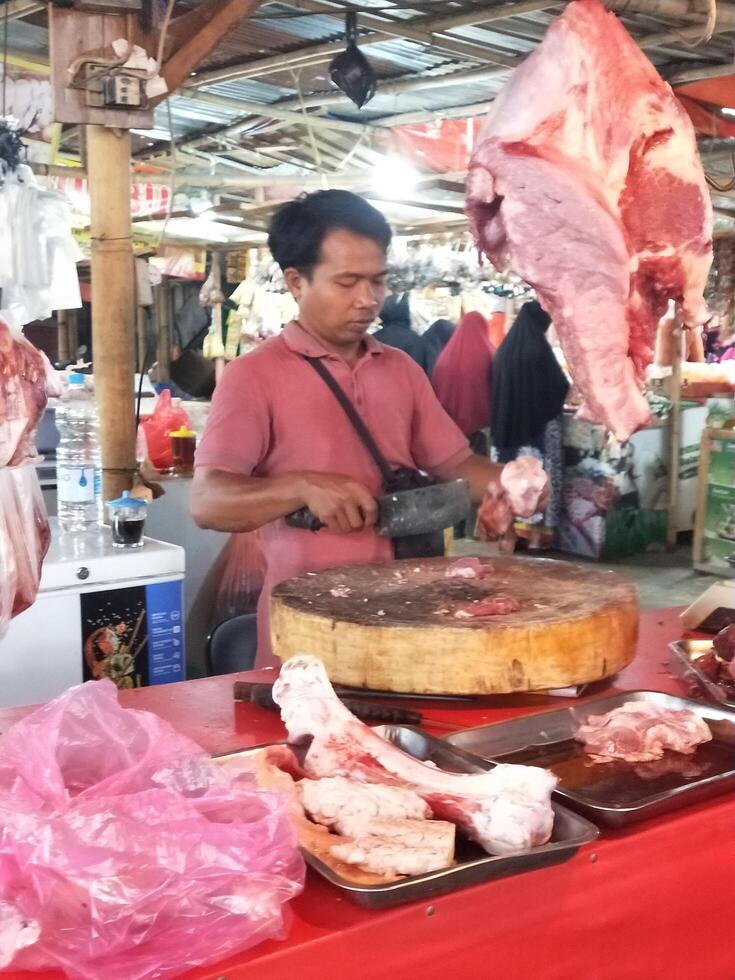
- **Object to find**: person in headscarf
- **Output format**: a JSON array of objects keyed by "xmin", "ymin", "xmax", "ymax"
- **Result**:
[
  {"xmin": 373, "ymin": 293, "xmax": 424, "ymax": 364},
  {"xmin": 432, "ymin": 311, "xmax": 494, "ymax": 538},
  {"xmin": 491, "ymin": 299, "xmax": 569, "ymax": 549},
  {"xmin": 420, "ymin": 317, "xmax": 455, "ymax": 376}
]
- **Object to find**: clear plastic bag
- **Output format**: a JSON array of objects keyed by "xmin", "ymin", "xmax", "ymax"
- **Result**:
[
  {"xmin": 213, "ymin": 530, "xmax": 267, "ymax": 624},
  {"xmin": 0, "ymin": 680, "xmax": 304, "ymax": 980}
]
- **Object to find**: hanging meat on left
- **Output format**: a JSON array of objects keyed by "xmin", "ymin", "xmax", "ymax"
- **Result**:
[{"xmin": 0, "ymin": 318, "xmax": 60, "ymax": 632}]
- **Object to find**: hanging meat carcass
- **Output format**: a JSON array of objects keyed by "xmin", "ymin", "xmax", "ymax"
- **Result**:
[
  {"xmin": 0, "ymin": 319, "xmax": 59, "ymax": 633},
  {"xmin": 466, "ymin": 0, "xmax": 713, "ymax": 441}
]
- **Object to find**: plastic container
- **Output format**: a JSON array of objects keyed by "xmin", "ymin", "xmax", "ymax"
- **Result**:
[
  {"xmin": 170, "ymin": 426, "xmax": 196, "ymax": 476},
  {"xmin": 106, "ymin": 491, "xmax": 147, "ymax": 549},
  {"xmin": 55, "ymin": 373, "xmax": 102, "ymax": 531}
]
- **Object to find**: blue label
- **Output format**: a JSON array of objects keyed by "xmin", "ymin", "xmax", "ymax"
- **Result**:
[{"xmin": 145, "ymin": 579, "xmax": 186, "ymax": 685}]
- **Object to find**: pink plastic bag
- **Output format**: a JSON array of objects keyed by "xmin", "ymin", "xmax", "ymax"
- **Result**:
[
  {"xmin": 0, "ymin": 680, "xmax": 304, "ymax": 979},
  {"xmin": 213, "ymin": 531, "xmax": 267, "ymax": 623},
  {"xmin": 138, "ymin": 389, "xmax": 191, "ymax": 471}
]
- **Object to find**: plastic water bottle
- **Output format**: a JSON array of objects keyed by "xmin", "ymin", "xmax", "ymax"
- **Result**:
[{"xmin": 55, "ymin": 373, "xmax": 102, "ymax": 531}]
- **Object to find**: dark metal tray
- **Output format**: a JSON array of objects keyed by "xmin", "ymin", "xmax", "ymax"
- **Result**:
[
  {"xmin": 299, "ymin": 726, "xmax": 598, "ymax": 908},
  {"xmin": 445, "ymin": 691, "xmax": 735, "ymax": 828},
  {"xmin": 670, "ymin": 640, "xmax": 735, "ymax": 711}
]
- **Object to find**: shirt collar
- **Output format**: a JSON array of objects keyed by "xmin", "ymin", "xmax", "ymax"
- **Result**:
[{"xmin": 282, "ymin": 320, "xmax": 383, "ymax": 360}]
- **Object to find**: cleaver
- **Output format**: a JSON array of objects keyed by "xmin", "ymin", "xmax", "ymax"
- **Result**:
[{"xmin": 285, "ymin": 479, "xmax": 471, "ymax": 537}]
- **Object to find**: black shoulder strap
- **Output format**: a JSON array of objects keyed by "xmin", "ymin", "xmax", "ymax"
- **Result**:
[{"xmin": 303, "ymin": 355, "xmax": 393, "ymax": 485}]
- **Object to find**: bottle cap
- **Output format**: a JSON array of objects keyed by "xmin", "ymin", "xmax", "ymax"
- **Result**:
[
  {"xmin": 106, "ymin": 490, "xmax": 147, "ymax": 509},
  {"xmin": 170, "ymin": 427, "xmax": 196, "ymax": 438},
  {"xmin": 68, "ymin": 372, "xmax": 86, "ymax": 385}
]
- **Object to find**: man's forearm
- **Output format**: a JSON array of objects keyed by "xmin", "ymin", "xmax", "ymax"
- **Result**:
[
  {"xmin": 191, "ymin": 468, "xmax": 305, "ymax": 532},
  {"xmin": 445, "ymin": 454, "xmax": 504, "ymax": 505}
]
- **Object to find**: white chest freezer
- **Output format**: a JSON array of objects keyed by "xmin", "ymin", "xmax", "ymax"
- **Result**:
[{"xmin": 0, "ymin": 519, "xmax": 186, "ymax": 708}]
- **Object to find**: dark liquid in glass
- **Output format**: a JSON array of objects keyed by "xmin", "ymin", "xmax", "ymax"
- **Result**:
[
  {"xmin": 111, "ymin": 514, "xmax": 145, "ymax": 547},
  {"xmin": 172, "ymin": 435, "xmax": 196, "ymax": 474}
]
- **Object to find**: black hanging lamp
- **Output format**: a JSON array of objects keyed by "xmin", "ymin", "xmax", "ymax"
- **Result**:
[{"xmin": 329, "ymin": 11, "xmax": 377, "ymax": 109}]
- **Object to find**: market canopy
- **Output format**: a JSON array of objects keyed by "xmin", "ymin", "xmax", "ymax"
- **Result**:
[{"xmin": 5, "ymin": 0, "xmax": 735, "ymax": 239}]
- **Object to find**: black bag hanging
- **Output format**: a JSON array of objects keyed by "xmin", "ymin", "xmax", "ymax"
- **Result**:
[
  {"xmin": 300, "ymin": 356, "xmax": 444, "ymax": 560},
  {"xmin": 329, "ymin": 12, "xmax": 377, "ymax": 110}
]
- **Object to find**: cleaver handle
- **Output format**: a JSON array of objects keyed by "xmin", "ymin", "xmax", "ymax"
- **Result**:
[{"xmin": 284, "ymin": 506, "xmax": 324, "ymax": 531}]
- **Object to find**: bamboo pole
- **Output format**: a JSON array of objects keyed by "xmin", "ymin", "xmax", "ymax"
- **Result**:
[
  {"xmin": 666, "ymin": 311, "xmax": 683, "ymax": 551},
  {"xmin": 87, "ymin": 125, "xmax": 136, "ymax": 502}
]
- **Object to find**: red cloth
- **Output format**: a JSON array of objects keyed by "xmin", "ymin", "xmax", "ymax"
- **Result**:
[
  {"xmin": 4, "ymin": 609, "xmax": 734, "ymax": 980},
  {"xmin": 431, "ymin": 311, "xmax": 494, "ymax": 436},
  {"xmin": 195, "ymin": 322, "xmax": 471, "ymax": 666}
]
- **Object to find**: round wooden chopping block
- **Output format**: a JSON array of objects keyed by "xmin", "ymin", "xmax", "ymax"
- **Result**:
[{"xmin": 270, "ymin": 556, "xmax": 639, "ymax": 694}]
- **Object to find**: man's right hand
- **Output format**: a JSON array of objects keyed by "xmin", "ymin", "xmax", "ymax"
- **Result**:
[{"xmin": 298, "ymin": 472, "xmax": 378, "ymax": 534}]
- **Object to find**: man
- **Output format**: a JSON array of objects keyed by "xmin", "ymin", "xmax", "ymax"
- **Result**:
[{"xmin": 192, "ymin": 190, "xmax": 531, "ymax": 666}]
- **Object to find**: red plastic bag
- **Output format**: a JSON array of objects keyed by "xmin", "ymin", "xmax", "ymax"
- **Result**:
[
  {"xmin": 0, "ymin": 680, "xmax": 304, "ymax": 979},
  {"xmin": 213, "ymin": 531, "xmax": 267, "ymax": 624},
  {"xmin": 138, "ymin": 389, "xmax": 190, "ymax": 471}
]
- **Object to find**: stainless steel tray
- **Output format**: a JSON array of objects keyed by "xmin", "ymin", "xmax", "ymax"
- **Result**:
[
  {"xmin": 445, "ymin": 691, "xmax": 735, "ymax": 828},
  {"xmin": 670, "ymin": 640, "xmax": 735, "ymax": 710},
  {"xmin": 299, "ymin": 726, "xmax": 598, "ymax": 909}
]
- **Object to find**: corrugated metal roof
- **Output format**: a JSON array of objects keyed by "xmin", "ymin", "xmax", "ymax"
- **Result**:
[
  {"xmin": 200, "ymin": 77, "xmax": 297, "ymax": 103},
  {"xmin": 6, "ymin": 0, "xmax": 735, "ymax": 234},
  {"xmin": 5, "ymin": 19, "xmax": 48, "ymax": 57}
]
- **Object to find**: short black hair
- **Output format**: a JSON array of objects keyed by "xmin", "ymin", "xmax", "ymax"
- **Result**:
[{"xmin": 268, "ymin": 190, "xmax": 392, "ymax": 276}]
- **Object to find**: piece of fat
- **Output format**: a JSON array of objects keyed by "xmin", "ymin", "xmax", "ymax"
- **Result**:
[
  {"xmin": 298, "ymin": 775, "xmax": 431, "ymax": 828},
  {"xmin": 330, "ymin": 818, "xmax": 456, "ymax": 877}
]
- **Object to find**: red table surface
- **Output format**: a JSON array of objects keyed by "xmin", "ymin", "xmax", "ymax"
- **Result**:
[{"xmin": 2, "ymin": 608, "xmax": 734, "ymax": 980}]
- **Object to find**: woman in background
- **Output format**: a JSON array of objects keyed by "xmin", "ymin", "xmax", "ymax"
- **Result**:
[
  {"xmin": 491, "ymin": 300, "xmax": 569, "ymax": 549},
  {"xmin": 420, "ymin": 317, "xmax": 455, "ymax": 376},
  {"xmin": 373, "ymin": 293, "xmax": 424, "ymax": 365},
  {"xmin": 432, "ymin": 311, "xmax": 494, "ymax": 538}
]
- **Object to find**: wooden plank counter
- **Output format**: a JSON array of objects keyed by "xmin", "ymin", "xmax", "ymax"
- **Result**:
[{"xmin": 2, "ymin": 608, "xmax": 733, "ymax": 980}]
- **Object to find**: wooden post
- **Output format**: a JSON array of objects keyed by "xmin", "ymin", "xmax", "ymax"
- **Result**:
[
  {"xmin": 57, "ymin": 309, "xmax": 69, "ymax": 363},
  {"xmin": 67, "ymin": 309, "xmax": 79, "ymax": 363},
  {"xmin": 666, "ymin": 311, "xmax": 683, "ymax": 551},
  {"xmin": 87, "ymin": 125, "xmax": 136, "ymax": 502},
  {"xmin": 156, "ymin": 281, "xmax": 171, "ymax": 380}
]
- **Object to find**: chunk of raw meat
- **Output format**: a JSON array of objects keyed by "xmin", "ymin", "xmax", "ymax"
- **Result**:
[
  {"xmin": 713, "ymin": 625, "xmax": 735, "ymax": 663},
  {"xmin": 0, "ymin": 321, "xmax": 55, "ymax": 637},
  {"xmin": 230, "ymin": 746, "xmax": 393, "ymax": 885},
  {"xmin": 0, "ymin": 324, "xmax": 51, "ymax": 468},
  {"xmin": 445, "ymin": 557, "xmax": 491, "ymax": 580},
  {"xmin": 477, "ymin": 482, "xmax": 514, "ymax": 548},
  {"xmin": 273, "ymin": 656, "xmax": 557, "ymax": 854},
  {"xmin": 453, "ymin": 595, "xmax": 520, "ymax": 619},
  {"xmin": 330, "ymin": 818, "xmax": 455, "ymax": 876},
  {"xmin": 500, "ymin": 456, "xmax": 548, "ymax": 518},
  {"xmin": 298, "ymin": 775, "xmax": 431, "ymax": 833},
  {"xmin": 575, "ymin": 702, "xmax": 712, "ymax": 763},
  {"xmin": 466, "ymin": 0, "xmax": 712, "ymax": 441},
  {"xmin": 477, "ymin": 456, "xmax": 547, "ymax": 550}
]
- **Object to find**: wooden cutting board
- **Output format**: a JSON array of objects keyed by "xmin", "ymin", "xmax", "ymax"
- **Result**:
[{"xmin": 270, "ymin": 556, "xmax": 639, "ymax": 695}]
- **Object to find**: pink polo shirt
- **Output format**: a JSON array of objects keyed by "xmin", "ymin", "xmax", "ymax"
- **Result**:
[{"xmin": 195, "ymin": 321, "xmax": 471, "ymax": 666}]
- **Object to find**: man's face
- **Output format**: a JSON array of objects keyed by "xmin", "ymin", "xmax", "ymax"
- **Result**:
[{"xmin": 284, "ymin": 228, "xmax": 388, "ymax": 349}]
